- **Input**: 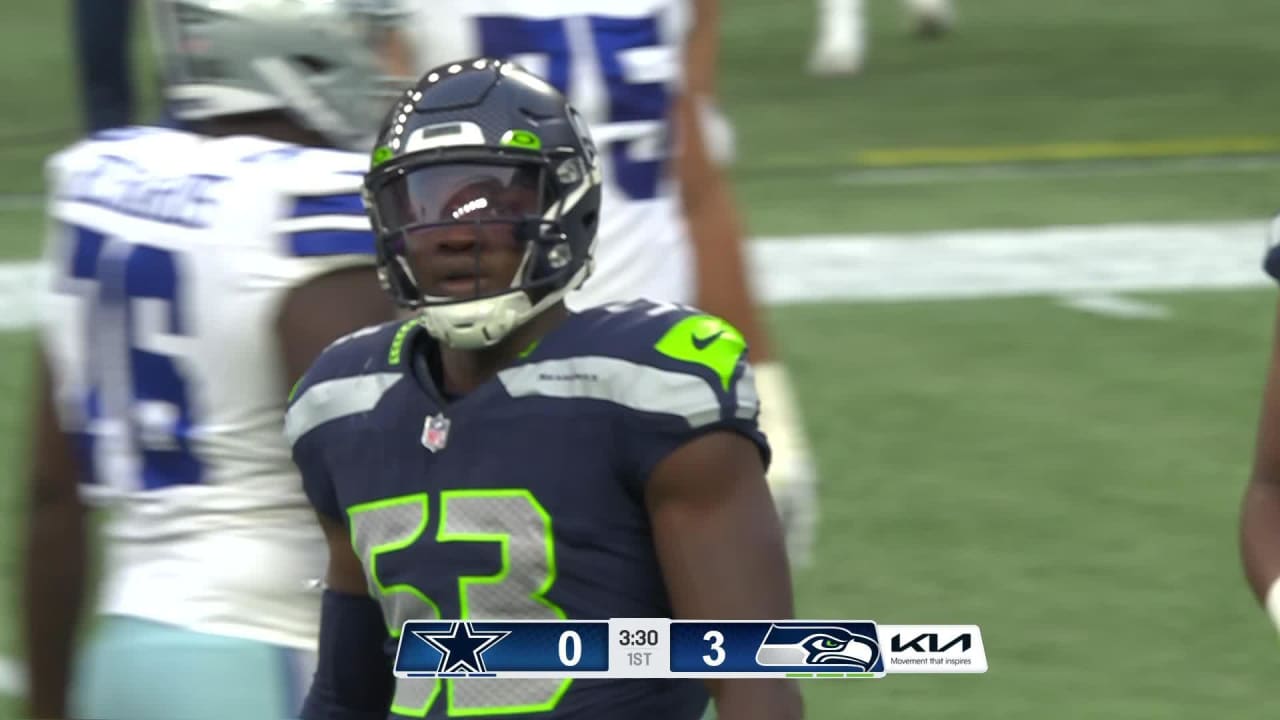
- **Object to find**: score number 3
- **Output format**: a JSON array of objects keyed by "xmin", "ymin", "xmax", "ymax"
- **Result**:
[{"xmin": 703, "ymin": 630, "xmax": 726, "ymax": 667}]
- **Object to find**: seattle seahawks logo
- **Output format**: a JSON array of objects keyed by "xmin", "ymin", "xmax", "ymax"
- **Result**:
[{"xmin": 754, "ymin": 624, "xmax": 881, "ymax": 671}]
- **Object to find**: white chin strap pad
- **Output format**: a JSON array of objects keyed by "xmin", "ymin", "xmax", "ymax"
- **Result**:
[
  {"xmin": 418, "ymin": 293, "xmax": 534, "ymax": 350},
  {"xmin": 419, "ymin": 263, "xmax": 592, "ymax": 349}
]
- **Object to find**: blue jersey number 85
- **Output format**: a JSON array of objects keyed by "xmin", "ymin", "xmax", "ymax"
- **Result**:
[{"xmin": 477, "ymin": 14, "xmax": 672, "ymax": 201}]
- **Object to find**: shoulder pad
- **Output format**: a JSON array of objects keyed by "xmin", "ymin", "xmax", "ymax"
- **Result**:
[
  {"xmin": 501, "ymin": 300, "xmax": 758, "ymax": 428},
  {"xmin": 288, "ymin": 320, "xmax": 413, "ymax": 401},
  {"xmin": 578, "ymin": 299, "xmax": 749, "ymax": 389},
  {"xmin": 285, "ymin": 319, "xmax": 415, "ymax": 445},
  {"xmin": 245, "ymin": 144, "xmax": 374, "ymax": 259}
]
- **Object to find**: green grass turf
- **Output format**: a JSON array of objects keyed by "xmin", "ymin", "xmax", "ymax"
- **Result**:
[
  {"xmin": 2, "ymin": 0, "xmax": 1280, "ymax": 716},
  {"xmin": 781, "ymin": 288, "xmax": 1280, "ymax": 716}
]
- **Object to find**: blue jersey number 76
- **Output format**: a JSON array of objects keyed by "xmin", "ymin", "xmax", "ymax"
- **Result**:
[{"xmin": 59, "ymin": 225, "xmax": 202, "ymax": 492}]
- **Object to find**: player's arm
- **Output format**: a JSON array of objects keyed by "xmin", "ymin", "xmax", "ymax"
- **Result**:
[
  {"xmin": 276, "ymin": 264, "xmax": 393, "ymax": 392},
  {"xmin": 1241, "ymin": 295, "xmax": 1280, "ymax": 628},
  {"xmin": 289, "ymin": 382, "xmax": 394, "ymax": 719},
  {"xmin": 301, "ymin": 511, "xmax": 394, "ymax": 720},
  {"xmin": 23, "ymin": 351, "xmax": 88, "ymax": 720},
  {"xmin": 647, "ymin": 432, "xmax": 804, "ymax": 720},
  {"xmin": 677, "ymin": 0, "xmax": 821, "ymax": 569},
  {"xmin": 277, "ymin": 235, "xmax": 397, "ymax": 719},
  {"xmin": 675, "ymin": 0, "xmax": 770, "ymax": 361}
]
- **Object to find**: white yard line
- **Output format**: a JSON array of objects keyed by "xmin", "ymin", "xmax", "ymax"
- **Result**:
[
  {"xmin": 749, "ymin": 220, "xmax": 1273, "ymax": 305},
  {"xmin": 0, "ymin": 221, "xmax": 1272, "ymax": 332},
  {"xmin": 0, "ymin": 655, "xmax": 24, "ymax": 696},
  {"xmin": 0, "ymin": 261, "xmax": 43, "ymax": 331},
  {"xmin": 0, "ymin": 218, "xmax": 1274, "ymax": 696},
  {"xmin": 1055, "ymin": 293, "xmax": 1171, "ymax": 319}
]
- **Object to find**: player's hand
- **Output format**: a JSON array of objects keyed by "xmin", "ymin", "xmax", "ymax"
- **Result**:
[{"xmin": 754, "ymin": 363, "xmax": 819, "ymax": 569}]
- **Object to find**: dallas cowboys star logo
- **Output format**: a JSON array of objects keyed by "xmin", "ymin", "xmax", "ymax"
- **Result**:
[{"xmin": 412, "ymin": 622, "xmax": 510, "ymax": 673}]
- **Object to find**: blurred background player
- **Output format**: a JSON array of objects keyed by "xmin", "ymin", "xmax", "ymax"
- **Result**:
[
  {"xmin": 1240, "ymin": 226, "xmax": 1280, "ymax": 638},
  {"xmin": 397, "ymin": 0, "xmax": 820, "ymax": 567},
  {"xmin": 22, "ymin": 0, "xmax": 404, "ymax": 717},
  {"xmin": 810, "ymin": 0, "xmax": 956, "ymax": 76},
  {"xmin": 288, "ymin": 57, "xmax": 801, "ymax": 720},
  {"xmin": 72, "ymin": 0, "xmax": 135, "ymax": 131}
]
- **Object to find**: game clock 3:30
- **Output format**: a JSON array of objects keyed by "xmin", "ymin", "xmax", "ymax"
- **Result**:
[{"xmin": 618, "ymin": 628, "xmax": 661, "ymax": 647}]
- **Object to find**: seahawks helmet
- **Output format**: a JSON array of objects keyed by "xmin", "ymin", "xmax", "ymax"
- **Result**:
[
  {"xmin": 149, "ymin": 0, "xmax": 410, "ymax": 150},
  {"xmin": 364, "ymin": 58, "xmax": 603, "ymax": 350}
]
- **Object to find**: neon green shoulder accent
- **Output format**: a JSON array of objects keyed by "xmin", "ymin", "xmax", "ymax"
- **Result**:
[
  {"xmin": 288, "ymin": 376, "xmax": 303, "ymax": 403},
  {"xmin": 387, "ymin": 319, "xmax": 418, "ymax": 365},
  {"xmin": 654, "ymin": 315, "xmax": 747, "ymax": 391}
]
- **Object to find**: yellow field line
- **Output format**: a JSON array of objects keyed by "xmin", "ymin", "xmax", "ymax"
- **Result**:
[{"xmin": 855, "ymin": 136, "xmax": 1280, "ymax": 168}]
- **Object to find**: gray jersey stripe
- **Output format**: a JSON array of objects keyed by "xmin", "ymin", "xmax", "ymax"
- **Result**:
[
  {"xmin": 735, "ymin": 363, "xmax": 761, "ymax": 420},
  {"xmin": 285, "ymin": 372, "xmax": 403, "ymax": 445},
  {"xmin": 498, "ymin": 356, "xmax": 724, "ymax": 428}
]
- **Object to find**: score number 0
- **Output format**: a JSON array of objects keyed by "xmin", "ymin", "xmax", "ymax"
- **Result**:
[
  {"xmin": 702, "ymin": 630, "xmax": 726, "ymax": 667},
  {"xmin": 559, "ymin": 630, "xmax": 582, "ymax": 667}
]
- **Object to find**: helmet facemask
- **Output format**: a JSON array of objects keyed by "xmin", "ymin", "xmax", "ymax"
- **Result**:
[{"xmin": 367, "ymin": 149, "xmax": 594, "ymax": 349}]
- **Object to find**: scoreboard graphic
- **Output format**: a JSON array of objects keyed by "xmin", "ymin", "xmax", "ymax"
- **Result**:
[{"xmin": 394, "ymin": 619, "xmax": 987, "ymax": 679}]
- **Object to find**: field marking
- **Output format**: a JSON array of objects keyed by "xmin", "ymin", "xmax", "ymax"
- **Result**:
[
  {"xmin": 0, "ymin": 218, "xmax": 1272, "ymax": 696},
  {"xmin": 0, "ymin": 656, "xmax": 23, "ymax": 696},
  {"xmin": 1056, "ymin": 293, "xmax": 1171, "ymax": 320},
  {"xmin": 0, "ymin": 221, "xmax": 1271, "ymax": 332},
  {"xmin": 855, "ymin": 136, "xmax": 1280, "ymax": 167},
  {"xmin": 749, "ymin": 220, "xmax": 1273, "ymax": 305},
  {"xmin": 0, "ymin": 262, "xmax": 41, "ymax": 331},
  {"xmin": 834, "ymin": 153, "xmax": 1280, "ymax": 187}
]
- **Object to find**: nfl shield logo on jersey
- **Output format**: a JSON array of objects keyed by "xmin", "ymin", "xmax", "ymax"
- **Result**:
[{"xmin": 421, "ymin": 413, "xmax": 451, "ymax": 452}]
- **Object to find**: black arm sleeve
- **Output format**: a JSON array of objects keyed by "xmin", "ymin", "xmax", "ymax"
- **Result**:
[{"xmin": 301, "ymin": 590, "xmax": 394, "ymax": 720}]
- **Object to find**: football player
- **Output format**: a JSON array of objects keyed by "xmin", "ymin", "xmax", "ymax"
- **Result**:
[
  {"xmin": 1241, "ymin": 231, "xmax": 1280, "ymax": 635},
  {"xmin": 811, "ymin": 0, "xmax": 956, "ymax": 76},
  {"xmin": 396, "ymin": 0, "xmax": 819, "ymax": 569},
  {"xmin": 22, "ymin": 1, "xmax": 407, "ymax": 717},
  {"xmin": 287, "ymin": 59, "xmax": 803, "ymax": 720}
]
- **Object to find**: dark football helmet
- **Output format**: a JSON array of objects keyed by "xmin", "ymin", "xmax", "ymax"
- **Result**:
[{"xmin": 363, "ymin": 58, "xmax": 603, "ymax": 349}]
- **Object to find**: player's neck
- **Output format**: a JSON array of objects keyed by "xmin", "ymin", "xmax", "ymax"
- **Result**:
[{"xmin": 438, "ymin": 304, "xmax": 568, "ymax": 395}]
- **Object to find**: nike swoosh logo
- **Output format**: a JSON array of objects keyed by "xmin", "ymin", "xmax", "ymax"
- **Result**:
[{"xmin": 691, "ymin": 330, "xmax": 724, "ymax": 350}]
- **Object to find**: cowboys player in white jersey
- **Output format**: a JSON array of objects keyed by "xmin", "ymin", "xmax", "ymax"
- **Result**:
[
  {"xmin": 22, "ymin": 1, "xmax": 406, "ymax": 718},
  {"xmin": 396, "ymin": 0, "xmax": 820, "ymax": 568},
  {"xmin": 811, "ymin": 0, "xmax": 956, "ymax": 76}
]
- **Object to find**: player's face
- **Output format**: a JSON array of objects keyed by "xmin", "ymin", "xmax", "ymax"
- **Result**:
[{"xmin": 379, "ymin": 164, "xmax": 543, "ymax": 300}]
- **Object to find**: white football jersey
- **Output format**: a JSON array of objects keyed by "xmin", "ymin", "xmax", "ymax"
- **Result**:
[
  {"xmin": 40, "ymin": 126, "xmax": 378, "ymax": 650},
  {"xmin": 403, "ymin": 0, "xmax": 697, "ymax": 308}
]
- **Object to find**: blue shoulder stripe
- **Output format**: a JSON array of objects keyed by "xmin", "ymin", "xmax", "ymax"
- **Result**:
[
  {"xmin": 290, "ymin": 193, "xmax": 365, "ymax": 219},
  {"xmin": 289, "ymin": 229, "xmax": 376, "ymax": 257}
]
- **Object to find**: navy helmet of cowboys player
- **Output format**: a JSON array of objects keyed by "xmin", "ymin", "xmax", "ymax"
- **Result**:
[
  {"xmin": 287, "ymin": 59, "xmax": 802, "ymax": 720},
  {"xmin": 23, "ymin": 1, "xmax": 409, "ymax": 719}
]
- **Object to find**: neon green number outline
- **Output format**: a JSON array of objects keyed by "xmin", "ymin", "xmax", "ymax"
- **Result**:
[
  {"xmin": 347, "ymin": 494, "xmax": 442, "ymax": 717},
  {"xmin": 437, "ymin": 489, "xmax": 572, "ymax": 716},
  {"xmin": 348, "ymin": 490, "xmax": 571, "ymax": 717}
]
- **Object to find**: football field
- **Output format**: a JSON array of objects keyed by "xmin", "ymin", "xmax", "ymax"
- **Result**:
[{"xmin": 4, "ymin": 0, "xmax": 1280, "ymax": 717}]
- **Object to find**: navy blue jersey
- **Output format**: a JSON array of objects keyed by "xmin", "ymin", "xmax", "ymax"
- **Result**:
[
  {"xmin": 1266, "ymin": 236, "xmax": 1280, "ymax": 283},
  {"xmin": 285, "ymin": 300, "xmax": 769, "ymax": 720}
]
